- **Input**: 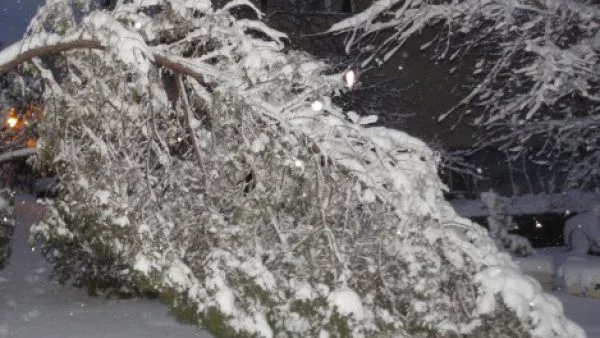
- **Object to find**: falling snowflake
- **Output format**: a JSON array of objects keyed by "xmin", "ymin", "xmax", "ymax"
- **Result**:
[
  {"xmin": 311, "ymin": 101, "xmax": 323, "ymax": 111},
  {"xmin": 344, "ymin": 70, "xmax": 356, "ymax": 89}
]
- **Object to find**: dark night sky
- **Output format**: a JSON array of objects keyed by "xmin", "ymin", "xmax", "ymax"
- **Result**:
[{"xmin": 0, "ymin": 0, "xmax": 45, "ymax": 45}]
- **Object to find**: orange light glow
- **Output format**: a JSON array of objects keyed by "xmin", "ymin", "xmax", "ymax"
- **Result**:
[
  {"xmin": 25, "ymin": 138, "xmax": 37, "ymax": 148},
  {"xmin": 1, "ymin": 103, "xmax": 44, "ymax": 148}
]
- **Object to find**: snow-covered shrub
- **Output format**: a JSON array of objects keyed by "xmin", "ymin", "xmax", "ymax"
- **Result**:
[
  {"xmin": 0, "ymin": 0, "xmax": 581, "ymax": 337},
  {"xmin": 481, "ymin": 191, "xmax": 535, "ymax": 257},
  {"xmin": 558, "ymin": 254, "xmax": 600, "ymax": 297},
  {"xmin": 0, "ymin": 188, "xmax": 14, "ymax": 269},
  {"xmin": 563, "ymin": 204, "xmax": 600, "ymax": 255}
]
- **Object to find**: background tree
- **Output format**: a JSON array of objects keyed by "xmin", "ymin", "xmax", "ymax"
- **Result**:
[
  {"xmin": 0, "ymin": 0, "xmax": 585, "ymax": 337},
  {"xmin": 330, "ymin": 0, "xmax": 600, "ymax": 193}
]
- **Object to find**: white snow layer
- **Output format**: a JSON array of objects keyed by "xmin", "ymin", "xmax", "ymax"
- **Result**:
[
  {"xmin": 564, "ymin": 209, "xmax": 600, "ymax": 253},
  {"xmin": 515, "ymin": 254, "xmax": 555, "ymax": 290},
  {"xmin": 558, "ymin": 255, "xmax": 600, "ymax": 298},
  {"xmin": 476, "ymin": 266, "xmax": 584, "ymax": 338},
  {"xmin": 517, "ymin": 247, "xmax": 600, "ymax": 337},
  {"xmin": 554, "ymin": 291, "xmax": 600, "ymax": 338},
  {"xmin": 328, "ymin": 287, "xmax": 365, "ymax": 320}
]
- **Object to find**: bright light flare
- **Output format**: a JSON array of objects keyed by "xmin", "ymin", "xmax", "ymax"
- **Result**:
[
  {"xmin": 6, "ymin": 117, "xmax": 18, "ymax": 128},
  {"xmin": 535, "ymin": 220, "xmax": 543, "ymax": 229},
  {"xmin": 344, "ymin": 70, "xmax": 356, "ymax": 89}
]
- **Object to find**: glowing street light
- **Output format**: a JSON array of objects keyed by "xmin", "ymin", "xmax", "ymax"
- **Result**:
[{"xmin": 1, "ymin": 104, "xmax": 44, "ymax": 148}]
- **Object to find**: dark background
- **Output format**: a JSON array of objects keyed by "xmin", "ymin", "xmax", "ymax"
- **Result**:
[{"xmin": 0, "ymin": 0, "xmax": 44, "ymax": 46}]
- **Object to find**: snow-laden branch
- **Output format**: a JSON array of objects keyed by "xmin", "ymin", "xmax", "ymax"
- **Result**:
[
  {"xmin": 0, "ymin": 34, "xmax": 103, "ymax": 75},
  {"xmin": 0, "ymin": 36, "xmax": 220, "ymax": 103},
  {"xmin": 152, "ymin": 54, "xmax": 214, "ymax": 93}
]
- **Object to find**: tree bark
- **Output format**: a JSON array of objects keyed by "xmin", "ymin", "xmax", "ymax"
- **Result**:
[
  {"xmin": 0, "ymin": 37, "xmax": 214, "ymax": 92},
  {"xmin": 0, "ymin": 40, "xmax": 104, "ymax": 75}
]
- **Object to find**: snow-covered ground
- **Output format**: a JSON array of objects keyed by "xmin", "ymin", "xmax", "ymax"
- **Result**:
[
  {"xmin": 554, "ymin": 292, "xmax": 600, "ymax": 338},
  {"xmin": 0, "ymin": 194, "xmax": 212, "ymax": 338},
  {"xmin": 516, "ymin": 246, "xmax": 600, "ymax": 338}
]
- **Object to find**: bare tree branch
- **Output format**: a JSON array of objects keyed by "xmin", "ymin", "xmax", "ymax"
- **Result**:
[
  {"xmin": 152, "ymin": 55, "xmax": 214, "ymax": 93},
  {"xmin": 0, "ymin": 37, "xmax": 215, "ymax": 94},
  {"xmin": 0, "ymin": 39, "xmax": 104, "ymax": 75}
]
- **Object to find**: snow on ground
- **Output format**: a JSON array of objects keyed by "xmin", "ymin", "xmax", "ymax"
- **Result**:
[
  {"xmin": 518, "ymin": 247, "xmax": 600, "ymax": 338},
  {"xmin": 554, "ymin": 292, "xmax": 600, "ymax": 338},
  {"xmin": 0, "ymin": 194, "xmax": 212, "ymax": 338},
  {"xmin": 514, "ymin": 254, "xmax": 555, "ymax": 290}
]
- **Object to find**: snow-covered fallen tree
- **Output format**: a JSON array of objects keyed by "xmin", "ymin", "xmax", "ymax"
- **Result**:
[
  {"xmin": 0, "ymin": 0, "xmax": 585, "ymax": 337},
  {"xmin": 0, "ymin": 189, "xmax": 14, "ymax": 269}
]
